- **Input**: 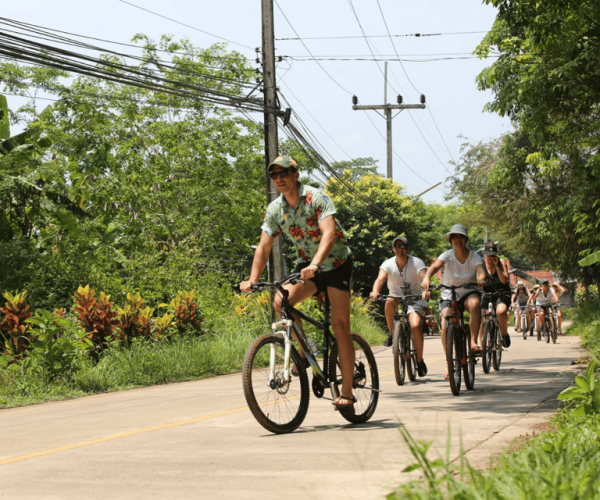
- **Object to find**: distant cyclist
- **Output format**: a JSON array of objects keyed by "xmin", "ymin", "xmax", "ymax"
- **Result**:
[
  {"xmin": 511, "ymin": 281, "xmax": 533, "ymax": 336},
  {"xmin": 551, "ymin": 281, "xmax": 567, "ymax": 334},
  {"xmin": 480, "ymin": 242, "xmax": 512, "ymax": 347},
  {"xmin": 421, "ymin": 224, "xmax": 486, "ymax": 380},
  {"xmin": 370, "ymin": 236, "xmax": 430, "ymax": 377},
  {"xmin": 529, "ymin": 280, "xmax": 559, "ymax": 336}
]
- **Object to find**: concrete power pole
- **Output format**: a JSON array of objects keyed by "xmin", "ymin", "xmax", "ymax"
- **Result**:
[
  {"xmin": 352, "ymin": 62, "xmax": 426, "ymax": 180},
  {"xmin": 261, "ymin": 0, "xmax": 284, "ymax": 282}
]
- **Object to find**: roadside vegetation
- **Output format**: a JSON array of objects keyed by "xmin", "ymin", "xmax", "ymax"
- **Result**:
[
  {"xmin": 387, "ymin": 300, "xmax": 600, "ymax": 499},
  {"xmin": 0, "ymin": 283, "xmax": 386, "ymax": 408}
]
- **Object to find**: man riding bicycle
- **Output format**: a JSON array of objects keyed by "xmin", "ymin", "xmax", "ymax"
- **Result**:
[
  {"xmin": 370, "ymin": 236, "xmax": 430, "ymax": 377},
  {"xmin": 529, "ymin": 279, "xmax": 559, "ymax": 336},
  {"xmin": 511, "ymin": 281, "xmax": 533, "ymax": 336},
  {"xmin": 240, "ymin": 156, "xmax": 356, "ymax": 413},
  {"xmin": 480, "ymin": 242, "xmax": 511, "ymax": 348},
  {"xmin": 421, "ymin": 224, "xmax": 486, "ymax": 380}
]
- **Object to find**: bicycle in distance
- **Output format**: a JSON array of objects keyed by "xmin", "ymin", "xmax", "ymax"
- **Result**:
[
  {"xmin": 377, "ymin": 288, "xmax": 426, "ymax": 386},
  {"xmin": 480, "ymin": 290, "xmax": 505, "ymax": 373},
  {"xmin": 430, "ymin": 282, "xmax": 480, "ymax": 396},
  {"xmin": 514, "ymin": 305, "xmax": 531, "ymax": 340},
  {"xmin": 241, "ymin": 273, "xmax": 380, "ymax": 434},
  {"xmin": 537, "ymin": 305, "xmax": 557, "ymax": 344}
]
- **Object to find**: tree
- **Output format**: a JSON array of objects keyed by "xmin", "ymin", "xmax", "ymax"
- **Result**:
[
  {"xmin": 330, "ymin": 157, "xmax": 380, "ymax": 182},
  {"xmin": 0, "ymin": 36, "xmax": 268, "ymax": 306},
  {"xmin": 326, "ymin": 172, "xmax": 444, "ymax": 291}
]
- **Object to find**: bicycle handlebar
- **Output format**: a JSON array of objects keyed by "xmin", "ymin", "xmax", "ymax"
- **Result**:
[
  {"xmin": 246, "ymin": 272, "xmax": 304, "ymax": 295},
  {"xmin": 429, "ymin": 281, "xmax": 480, "ymax": 291},
  {"xmin": 375, "ymin": 293, "xmax": 427, "ymax": 303}
]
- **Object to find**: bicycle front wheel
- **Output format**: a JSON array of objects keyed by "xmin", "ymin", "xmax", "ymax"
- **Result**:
[
  {"xmin": 329, "ymin": 333, "xmax": 379, "ymax": 424},
  {"xmin": 463, "ymin": 332, "xmax": 475, "ymax": 390},
  {"xmin": 407, "ymin": 330, "xmax": 417, "ymax": 382},
  {"xmin": 482, "ymin": 320, "xmax": 493, "ymax": 374},
  {"xmin": 551, "ymin": 316, "xmax": 557, "ymax": 344},
  {"xmin": 242, "ymin": 334, "xmax": 310, "ymax": 434},
  {"xmin": 545, "ymin": 316, "xmax": 551, "ymax": 344},
  {"xmin": 446, "ymin": 324, "xmax": 462, "ymax": 396},
  {"xmin": 493, "ymin": 322, "xmax": 502, "ymax": 371},
  {"xmin": 392, "ymin": 320, "xmax": 406, "ymax": 386}
]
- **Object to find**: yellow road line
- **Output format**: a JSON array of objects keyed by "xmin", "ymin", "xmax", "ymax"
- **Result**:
[{"xmin": 2, "ymin": 354, "xmax": 447, "ymax": 466}]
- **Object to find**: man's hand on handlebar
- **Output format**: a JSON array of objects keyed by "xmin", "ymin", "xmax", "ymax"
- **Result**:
[
  {"xmin": 421, "ymin": 276, "xmax": 431, "ymax": 290},
  {"xmin": 369, "ymin": 291, "xmax": 380, "ymax": 301},
  {"xmin": 240, "ymin": 280, "xmax": 255, "ymax": 293}
]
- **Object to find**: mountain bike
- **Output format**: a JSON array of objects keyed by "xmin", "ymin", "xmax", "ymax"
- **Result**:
[
  {"xmin": 430, "ymin": 282, "xmax": 480, "ymax": 396},
  {"xmin": 241, "ymin": 273, "xmax": 379, "ymax": 434},
  {"xmin": 480, "ymin": 290, "xmax": 504, "ymax": 373},
  {"xmin": 377, "ymin": 290, "xmax": 425, "ymax": 386},
  {"xmin": 515, "ymin": 305, "xmax": 530, "ymax": 340}
]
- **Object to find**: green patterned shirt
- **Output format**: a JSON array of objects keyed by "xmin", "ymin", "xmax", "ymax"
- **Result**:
[{"xmin": 261, "ymin": 183, "xmax": 352, "ymax": 272}]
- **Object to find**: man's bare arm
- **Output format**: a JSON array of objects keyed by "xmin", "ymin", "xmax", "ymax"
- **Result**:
[
  {"xmin": 370, "ymin": 269, "xmax": 388, "ymax": 301},
  {"xmin": 240, "ymin": 231, "xmax": 275, "ymax": 292}
]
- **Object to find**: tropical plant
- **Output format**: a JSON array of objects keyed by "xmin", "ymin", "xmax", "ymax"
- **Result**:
[
  {"xmin": 558, "ymin": 359, "xmax": 600, "ymax": 416},
  {"xmin": 0, "ymin": 290, "xmax": 35, "ymax": 357},
  {"xmin": 73, "ymin": 285, "xmax": 119, "ymax": 351}
]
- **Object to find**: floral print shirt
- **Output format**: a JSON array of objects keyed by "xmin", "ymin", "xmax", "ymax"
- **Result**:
[{"xmin": 261, "ymin": 183, "xmax": 352, "ymax": 272}]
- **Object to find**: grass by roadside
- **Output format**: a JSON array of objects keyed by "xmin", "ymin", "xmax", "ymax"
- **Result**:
[
  {"xmin": 0, "ymin": 295, "xmax": 387, "ymax": 408},
  {"xmin": 387, "ymin": 301, "xmax": 600, "ymax": 499}
]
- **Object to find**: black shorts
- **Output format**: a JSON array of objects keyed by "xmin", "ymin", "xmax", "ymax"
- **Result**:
[
  {"xmin": 481, "ymin": 294, "xmax": 511, "ymax": 310},
  {"xmin": 440, "ymin": 290, "xmax": 480, "ymax": 312},
  {"xmin": 295, "ymin": 258, "xmax": 353, "ymax": 296}
]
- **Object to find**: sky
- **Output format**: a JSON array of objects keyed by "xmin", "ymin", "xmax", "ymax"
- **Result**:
[{"xmin": 2, "ymin": 0, "xmax": 510, "ymax": 203}]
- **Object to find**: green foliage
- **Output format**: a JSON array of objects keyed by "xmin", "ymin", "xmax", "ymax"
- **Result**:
[
  {"xmin": 326, "ymin": 173, "xmax": 444, "ymax": 290},
  {"xmin": 0, "ymin": 290, "xmax": 34, "ymax": 357},
  {"xmin": 472, "ymin": 1, "xmax": 600, "ymax": 280},
  {"xmin": 389, "ymin": 415, "xmax": 600, "ymax": 499},
  {"xmin": 330, "ymin": 157, "xmax": 380, "ymax": 181},
  {"xmin": 558, "ymin": 359, "xmax": 600, "ymax": 417},
  {"xmin": 24, "ymin": 309, "xmax": 92, "ymax": 380}
]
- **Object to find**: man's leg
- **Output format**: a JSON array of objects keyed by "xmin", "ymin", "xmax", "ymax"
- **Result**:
[
  {"xmin": 383, "ymin": 298, "xmax": 398, "ymax": 346},
  {"xmin": 409, "ymin": 311, "xmax": 427, "ymax": 377},
  {"xmin": 464, "ymin": 294, "xmax": 482, "ymax": 350},
  {"xmin": 328, "ymin": 286, "xmax": 355, "ymax": 406},
  {"xmin": 408, "ymin": 312, "xmax": 425, "ymax": 362}
]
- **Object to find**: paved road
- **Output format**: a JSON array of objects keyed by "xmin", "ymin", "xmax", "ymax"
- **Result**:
[{"xmin": 0, "ymin": 326, "xmax": 583, "ymax": 500}]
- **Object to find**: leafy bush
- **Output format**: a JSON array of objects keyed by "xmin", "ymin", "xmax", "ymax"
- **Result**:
[
  {"xmin": 73, "ymin": 285, "xmax": 119, "ymax": 352},
  {"xmin": 0, "ymin": 291, "xmax": 35, "ymax": 358},
  {"xmin": 163, "ymin": 290, "xmax": 205, "ymax": 336},
  {"xmin": 24, "ymin": 309, "xmax": 92, "ymax": 380}
]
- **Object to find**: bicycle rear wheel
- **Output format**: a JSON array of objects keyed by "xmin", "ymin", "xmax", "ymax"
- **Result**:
[
  {"xmin": 242, "ymin": 334, "xmax": 310, "ymax": 434},
  {"xmin": 329, "ymin": 333, "xmax": 379, "ymax": 424},
  {"xmin": 392, "ymin": 320, "xmax": 406, "ymax": 386},
  {"xmin": 446, "ymin": 324, "xmax": 462, "ymax": 396},
  {"xmin": 463, "ymin": 332, "xmax": 475, "ymax": 390},
  {"xmin": 482, "ymin": 320, "xmax": 493, "ymax": 374},
  {"xmin": 492, "ymin": 322, "xmax": 502, "ymax": 371}
]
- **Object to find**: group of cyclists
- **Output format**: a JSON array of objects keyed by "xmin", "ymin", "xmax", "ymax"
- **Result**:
[
  {"xmin": 240, "ymin": 156, "xmax": 565, "ymax": 415},
  {"xmin": 512, "ymin": 279, "xmax": 565, "ymax": 338}
]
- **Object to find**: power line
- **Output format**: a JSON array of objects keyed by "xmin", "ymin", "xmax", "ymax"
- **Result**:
[
  {"xmin": 360, "ymin": 108, "xmax": 436, "ymax": 187},
  {"xmin": 273, "ymin": 0, "xmax": 353, "ymax": 95},
  {"xmin": 375, "ymin": 0, "xmax": 420, "ymax": 95},
  {"xmin": 286, "ymin": 55, "xmax": 500, "ymax": 62},
  {"xmin": 117, "ymin": 0, "xmax": 255, "ymax": 51},
  {"xmin": 277, "ymin": 31, "xmax": 490, "ymax": 41},
  {"xmin": 426, "ymin": 105, "xmax": 455, "ymax": 162}
]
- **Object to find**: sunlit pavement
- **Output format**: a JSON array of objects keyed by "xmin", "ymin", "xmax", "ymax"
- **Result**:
[{"xmin": 0, "ymin": 323, "xmax": 582, "ymax": 499}]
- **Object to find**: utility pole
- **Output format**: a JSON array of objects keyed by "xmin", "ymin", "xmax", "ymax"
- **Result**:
[
  {"xmin": 261, "ymin": 0, "xmax": 284, "ymax": 282},
  {"xmin": 352, "ymin": 62, "xmax": 426, "ymax": 180}
]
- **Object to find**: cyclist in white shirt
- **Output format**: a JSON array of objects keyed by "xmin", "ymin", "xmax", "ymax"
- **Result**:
[
  {"xmin": 529, "ymin": 279, "xmax": 559, "ymax": 336},
  {"xmin": 370, "ymin": 236, "xmax": 430, "ymax": 377},
  {"xmin": 421, "ymin": 224, "xmax": 486, "ymax": 380}
]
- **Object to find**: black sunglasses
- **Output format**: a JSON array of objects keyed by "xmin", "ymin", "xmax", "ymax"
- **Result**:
[
  {"xmin": 269, "ymin": 169, "xmax": 295, "ymax": 180},
  {"xmin": 394, "ymin": 244, "xmax": 407, "ymax": 249}
]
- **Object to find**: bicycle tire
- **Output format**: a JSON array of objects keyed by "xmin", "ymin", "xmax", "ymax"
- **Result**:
[
  {"xmin": 407, "ymin": 329, "xmax": 417, "ymax": 382},
  {"xmin": 545, "ymin": 316, "xmax": 551, "ymax": 344},
  {"xmin": 446, "ymin": 324, "xmax": 461, "ymax": 396},
  {"xmin": 521, "ymin": 313, "xmax": 527, "ymax": 340},
  {"xmin": 482, "ymin": 320, "xmax": 493, "ymax": 374},
  {"xmin": 551, "ymin": 315, "xmax": 557, "ymax": 344},
  {"xmin": 392, "ymin": 320, "xmax": 406, "ymax": 386},
  {"xmin": 492, "ymin": 321, "xmax": 502, "ymax": 371},
  {"xmin": 463, "ymin": 331, "xmax": 475, "ymax": 390},
  {"xmin": 329, "ymin": 332, "xmax": 379, "ymax": 424},
  {"xmin": 242, "ymin": 334, "xmax": 309, "ymax": 434}
]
